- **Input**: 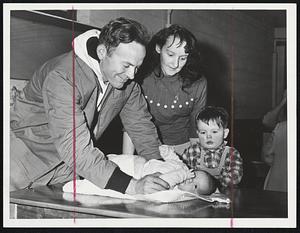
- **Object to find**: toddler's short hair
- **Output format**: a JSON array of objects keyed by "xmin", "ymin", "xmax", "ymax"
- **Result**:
[{"xmin": 195, "ymin": 106, "xmax": 229, "ymax": 128}]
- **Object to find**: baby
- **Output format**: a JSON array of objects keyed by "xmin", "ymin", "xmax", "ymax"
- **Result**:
[
  {"xmin": 108, "ymin": 145, "xmax": 216, "ymax": 196},
  {"xmin": 176, "ymin": 170, "xmax": 216, "ymax": 195}
]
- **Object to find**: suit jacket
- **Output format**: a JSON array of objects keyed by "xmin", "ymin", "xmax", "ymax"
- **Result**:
[{"xmin": 10, "ymin": 51, "xmax": 161, "ymax": 189}]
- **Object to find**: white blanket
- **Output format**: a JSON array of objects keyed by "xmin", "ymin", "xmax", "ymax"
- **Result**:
[
  {"xmin": 63, "ymin": 150, "xmax": 230, "ymax": 204},
  {"xmin": 63, "ymin": 179, "xmax": 230, "ymax": 204},
  {"xmin": 107, "ymin": 153, "xmax": 194, "ymax": 188}
]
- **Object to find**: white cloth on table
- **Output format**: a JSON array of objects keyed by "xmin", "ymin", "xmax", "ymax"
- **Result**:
[
  {"xmin": 63, "ymin": 145, "xmax": 230, "ymax": 203},
  {"xmin": 63, "ymin": 179, "xmax": 230, "ymax": 203}
]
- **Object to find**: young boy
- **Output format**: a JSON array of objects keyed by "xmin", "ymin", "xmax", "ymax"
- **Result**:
[{"xmin": 181, "ymin": 106, "xmax": 243, "ymax": 189}]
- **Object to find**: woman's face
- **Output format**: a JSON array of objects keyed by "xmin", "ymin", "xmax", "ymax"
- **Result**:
[{"xmin": 156, "ymin": 35, "xmax": 189, "ymax": 76}]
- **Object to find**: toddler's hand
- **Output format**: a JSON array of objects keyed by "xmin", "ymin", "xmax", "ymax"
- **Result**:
[
  {"xmin": 163, "ymin": 159, "xmax": 189, "ymax": 172},
  {"xmin": 159, "ymin": 145, "xmax": 181, "ymax": 161}
]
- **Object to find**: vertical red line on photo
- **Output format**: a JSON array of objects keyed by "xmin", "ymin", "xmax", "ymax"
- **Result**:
[{"xmin": 71, "ymin": 6, "xmax": 77, "ymax": 223}]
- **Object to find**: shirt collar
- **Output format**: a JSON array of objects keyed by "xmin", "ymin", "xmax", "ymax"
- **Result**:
[{"xmin": 198, "ymin": 141, "xmax": 227, "ymax": 153}]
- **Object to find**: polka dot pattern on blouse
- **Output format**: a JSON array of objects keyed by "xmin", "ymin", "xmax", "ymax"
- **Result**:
[{"xmin": 145, "ymin": 95, "xmax": 194, "ymax": 109}]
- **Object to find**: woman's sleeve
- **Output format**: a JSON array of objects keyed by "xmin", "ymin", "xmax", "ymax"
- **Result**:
[
  {"xmin": 120, "ymin": 83, "xmax": 161, "ymax": 161},
  {"xmin": 189, "ymin": 77, "xmax": 208, "ymax": 138}
]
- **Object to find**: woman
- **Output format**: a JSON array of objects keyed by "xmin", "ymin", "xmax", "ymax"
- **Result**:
[{"xmin": 123, "ymin": 24, "xmax": 207, "ymax": 155}]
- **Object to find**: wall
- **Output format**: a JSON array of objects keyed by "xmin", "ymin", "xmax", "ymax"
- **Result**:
[
  {"xmin": 10, "ymin": 11, "xmax": 95, "ymax": 80},
  {"xmin": 171, "ymin": 10, "xmax": 275, "ymax": 119},
  {"xmin": 77, "ymin": 10, "xmax": 167, "ymax": 36},
  {"xmin": 273, "ymin": 27, "xmax": 286, "ymax": 107},
  {"xmin": 10, "ymin": 16, "xmax": 73, "ymax": 80}
]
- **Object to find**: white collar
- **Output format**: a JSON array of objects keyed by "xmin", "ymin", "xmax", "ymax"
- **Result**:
[{"xmin": 73, "ymin": 29, "xmax": 104, "ymax": 82}]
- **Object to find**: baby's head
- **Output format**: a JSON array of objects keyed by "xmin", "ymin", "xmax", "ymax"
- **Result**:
[
  {"xmin": 177, "ymin": 170, "xmax": 216, "ymax": 195},
  {"xmin": 195, "ymin": 106, "xmax": 229, "ymax": 150}
]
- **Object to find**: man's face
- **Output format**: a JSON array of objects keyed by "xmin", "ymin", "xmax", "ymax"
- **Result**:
[
  {"xmin": 98, "ymin": 41, "xmax": 146, "ymax": 89},
  {"xmin": 156, "ymin": 35, "xmax": 188, "ymax": 76},
  {"xmin": 197, "ymin": 120, "xmax": 229, "ymax": 150}
]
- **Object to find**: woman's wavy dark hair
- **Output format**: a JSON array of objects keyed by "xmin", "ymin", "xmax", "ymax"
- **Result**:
[{"xmin": 137, "ymin": 24, "xmax": 204, "ymax": 89}]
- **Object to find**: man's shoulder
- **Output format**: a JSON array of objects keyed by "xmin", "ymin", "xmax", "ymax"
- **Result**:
[
  {"xmin": 123, "ymin": 80, "xmax": 140, "ymax": 92},
  {"xmin": 41, "ymin": 52, "xmax": 99, "ymax": 91},
  {"xmin": 109, "ymin": 81, "xmax": 140, "ymax": 101},
  {"xmin": 39, "ymin": 51, "xmax": 73, "ymax": 76},
  {"xmin": 47, "ymin": 51, "xmax": 73, "ymax": 67}
]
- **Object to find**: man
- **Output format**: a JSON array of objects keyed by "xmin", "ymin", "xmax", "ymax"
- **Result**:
[{"xmin": 10, "ymin": 17, "xmax": 172, "ymax": 194}]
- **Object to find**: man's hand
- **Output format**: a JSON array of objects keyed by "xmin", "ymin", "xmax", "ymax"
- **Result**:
[{"xmin": 125, "ymin": 173, "xmax": 170, "ymax": 195}]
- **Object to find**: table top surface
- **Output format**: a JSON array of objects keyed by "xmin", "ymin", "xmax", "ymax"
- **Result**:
[{"xmin": 10, "ymin": 184, "xmax": 287, "ymax": 218}]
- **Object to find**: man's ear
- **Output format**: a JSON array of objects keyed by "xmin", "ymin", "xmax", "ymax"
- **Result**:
[
  {"xmin": 155, "ymin": 44, "xmax": 162, "ymax": 54},
  {"xmin": 223, "ymin": 128, "xmax": 229, "ymax": 139},
  {"xmin": 96, "ymin": 44, "xmax": 107, "ymax": 60}
]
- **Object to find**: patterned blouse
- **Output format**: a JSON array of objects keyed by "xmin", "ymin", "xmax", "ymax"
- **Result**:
[
  {"xmin": 141, "ymin": 71, "xmax": 207, "ymax": 145},
  {"xmin": 180, "ymin": 142, "xmax": 243, "ymax": 188}
]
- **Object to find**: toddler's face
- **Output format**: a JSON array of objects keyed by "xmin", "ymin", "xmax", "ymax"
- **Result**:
[{"xmin": 197, "ymin": 120, "xmax": 229, "ymax": 150}]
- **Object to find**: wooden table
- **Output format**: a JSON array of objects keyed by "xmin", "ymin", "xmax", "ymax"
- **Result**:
[{"xmin": 10, "ymin": 184, "xmax": 287, "ymax": 218}]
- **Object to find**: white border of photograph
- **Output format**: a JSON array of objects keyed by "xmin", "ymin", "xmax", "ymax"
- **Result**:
[{"xmin": 3, "ymin": 2, "xmax": 297, "ymax": 228}]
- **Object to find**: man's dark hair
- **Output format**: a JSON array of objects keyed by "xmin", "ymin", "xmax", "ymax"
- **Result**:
[
  {"xmin": 195, "ymin": 106, "xmax": 229, "ymax": 128},
  {"xmin": 98, "ymin": 17, "xmax": 150, "ymax": 54}
]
